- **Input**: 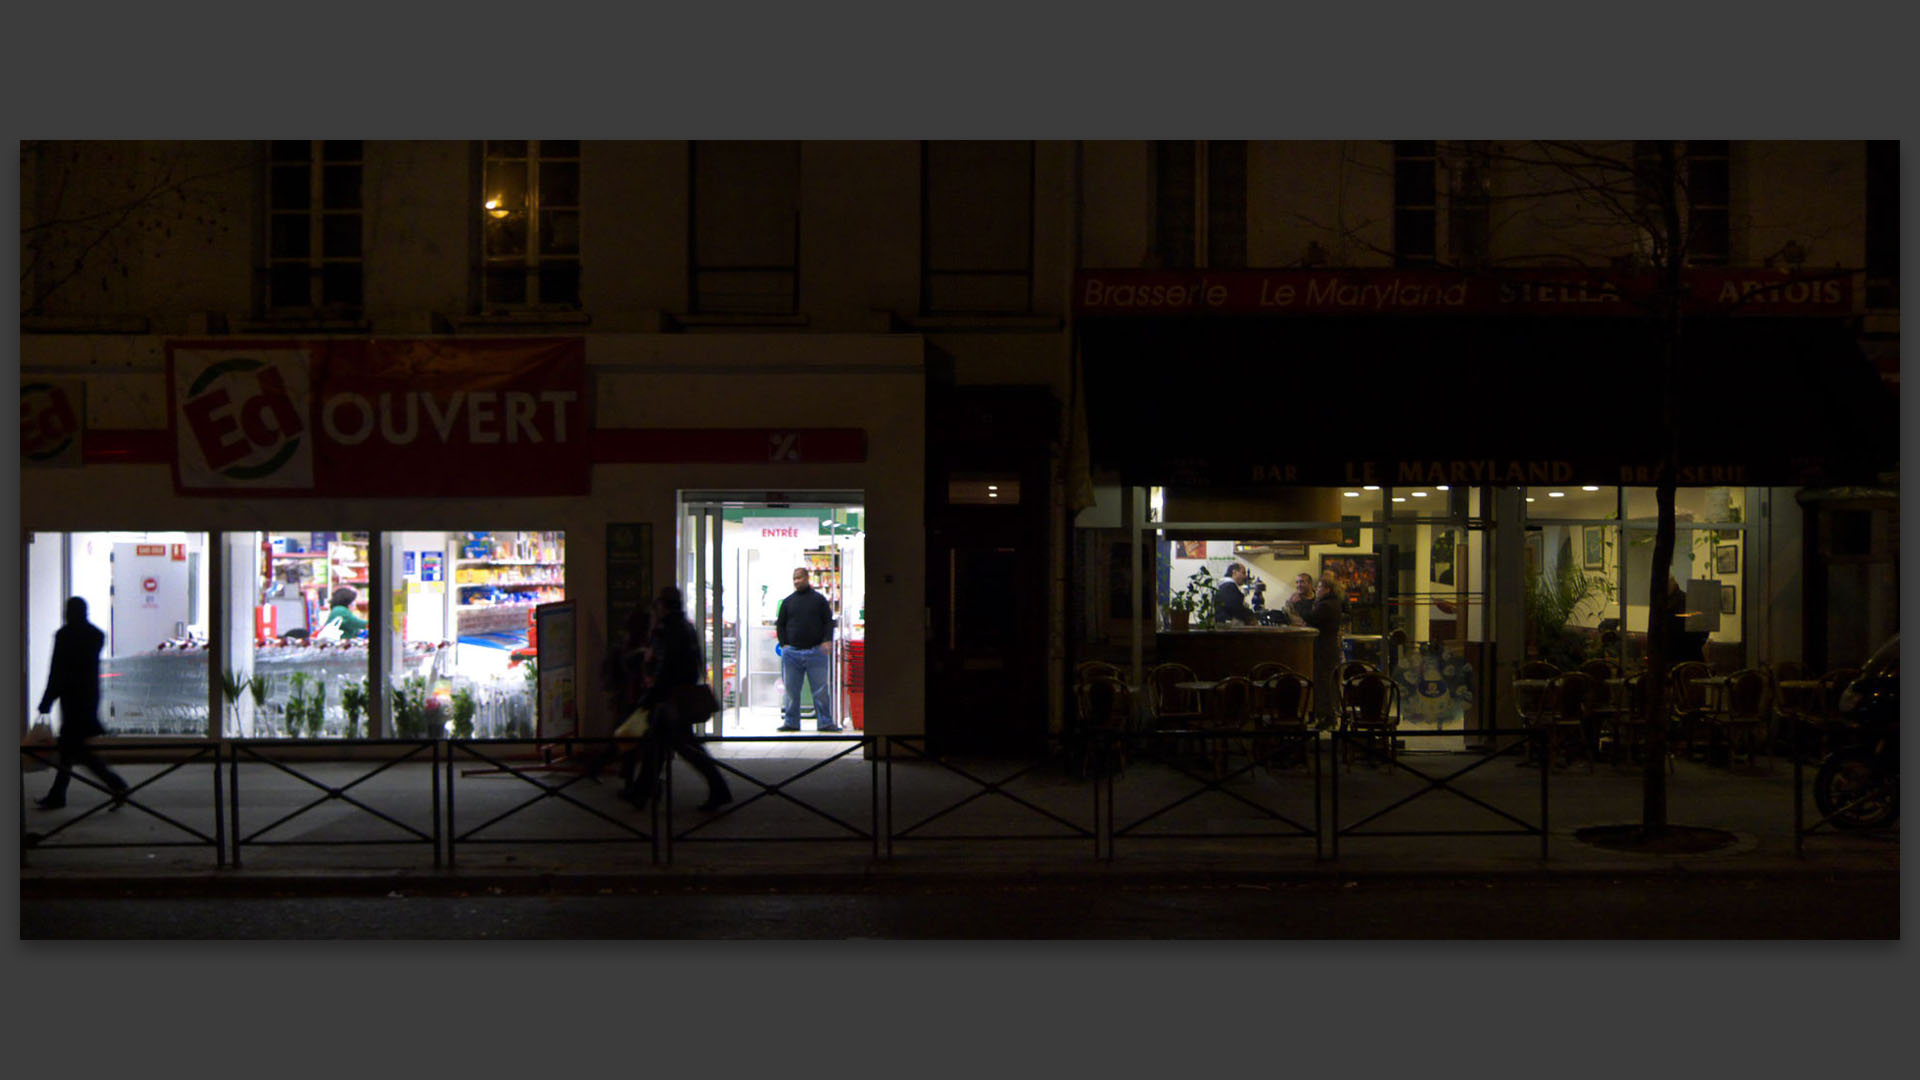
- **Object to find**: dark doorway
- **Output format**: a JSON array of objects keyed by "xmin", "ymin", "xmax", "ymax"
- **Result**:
[{"xmin": 925, "ymin": 386, "xmax": 1056, "ymax": 754}]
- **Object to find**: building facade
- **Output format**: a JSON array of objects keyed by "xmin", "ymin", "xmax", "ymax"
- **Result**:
[{"xmin": 17, "ymin": 140, "xmax": 1898, "ymax": 749}]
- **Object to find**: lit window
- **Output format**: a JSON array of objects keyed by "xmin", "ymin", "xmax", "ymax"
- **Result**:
[{"xmin": 480, "ymin": 140, "xmax": 581, "ymax": 311}]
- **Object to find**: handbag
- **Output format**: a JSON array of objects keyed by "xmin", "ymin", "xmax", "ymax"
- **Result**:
[{"xmin": 670, "ymin": 683, "xmax": 722, "ymax": 724}]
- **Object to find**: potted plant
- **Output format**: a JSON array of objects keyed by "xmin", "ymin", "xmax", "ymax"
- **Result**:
[
  {"xmin": 285, "ymin": 672, "xmax": 314, "ymax": 739},
  {"xmin": 1167, "ymin": 565, "xmax": 1218, "ymax": 631},
  {"xmin": 248, "ymin": 672, "xmax": 273, "ymax": 737},
  {"xmin": 218, "ymin": 669, "xmax": 249, "ymax": 737},
  {"xmin": 340, "ymin": 677, "xmax": 369, "ymax": 739},
  {"xmin": 1524, "ymin": 545, "xmax": 1616, "ymax": 670},
  {"xmin": 450, "ymin": 685, "xmax": 478, "ymax": 739},
  {"xmin": 390, "ymin": 675, "xmax": 428, "ymax": 738}
]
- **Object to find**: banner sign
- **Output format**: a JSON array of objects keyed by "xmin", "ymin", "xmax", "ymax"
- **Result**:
[
  {"xmin": 166, "ymin": 338, "xmax": 587, "ymax": 497},
  {"xmin": 534, "ymin": 600, "xmax": 578, "ymax": 740},
  {"xmin": 20, "ymin": 377, "xmax": 86, "ymax": 467},
  {"xmin": 1074, "ymin": 269, "xmax": 1853, "ymax": 317}
]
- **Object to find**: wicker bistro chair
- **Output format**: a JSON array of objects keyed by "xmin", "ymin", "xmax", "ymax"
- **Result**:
[
  {"xmin": 1075, "ymin": 660, "xmax": 1124, "ymax": 685},
  {"xmin": 1703, "ymin": 668, "xmax": 1771, "ymax": 771},
  {"xmin": 1531, "ymin": 672, "xmax": 1598, "ymax": 771},
  {"xmin": 1253, "ymin": 671, "xmax": 1315, "ymax": 773},
  {"xmin": 1776, "ymin": 666, "xmax": 1849, "ymax": 764},
  {"xmin": 1248, "ymin": 660, "xmax": 1295, "ymax": 685},
  {"xmin": 1605, "ymin": 673, "xmax": 1675, "ymax": 773},
  {"xmin": 1196, "ymin": 675, "xmax": 1257, "ymax": 780},
  {"xmin": 1667, "ymin": 660, "xmax": 1715, "ymax": 758},
  {"xmin": 1333, "ymin": 660, "xmax": 1379, "ymax": 728},
  {"xmin": 1578, "ymin": 658, "xmax": 1623, "ymax": 756},
  {"xmin": 1145, "ymin": 662, "xmax": 1204, "ymax": 729},
  {"xmin": 1075, "ymin": 675, "xmax": 1135, "ymax": 779},
  {"xmin": 1338, "ymin": 670, "xmax": 1401, "ymax": 771}
]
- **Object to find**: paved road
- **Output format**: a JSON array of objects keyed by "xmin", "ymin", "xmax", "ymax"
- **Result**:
[{"xmin": 20, "ymin": 874, "xmax": 1898, "ymax": 939}]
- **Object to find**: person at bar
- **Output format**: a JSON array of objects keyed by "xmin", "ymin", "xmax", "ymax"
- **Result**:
[
  {"xmin": 1213, "ymin": 563, "xmax": 1260, "ymax": 626},
  {"xmin": 1304, "ymin": 575, "xmax": 1345, "ymax": 727}
]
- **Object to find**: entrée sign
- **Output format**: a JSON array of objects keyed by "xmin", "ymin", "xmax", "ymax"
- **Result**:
[{"xmin": 1075, "ymin": 269, "xmax": 1851, "ymax": 317}]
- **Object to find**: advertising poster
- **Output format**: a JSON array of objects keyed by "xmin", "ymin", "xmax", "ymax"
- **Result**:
[{"xmin": 535, "ymin": 600, "xmax": 578, "ymax": 740}]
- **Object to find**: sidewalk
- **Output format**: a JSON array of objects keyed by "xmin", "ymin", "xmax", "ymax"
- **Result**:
[{"xmin": 17, "ymin": 736, "xmax": 1899, "ymax": 895}]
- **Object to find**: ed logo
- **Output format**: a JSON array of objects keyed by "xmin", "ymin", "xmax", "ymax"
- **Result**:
[
  {"xmin": 178, "ymin": 354, "xmax": 313, "ymax": 484},
  {"xmin": 20, "ymin": 382, "xmax": 82, "ymax": 463}
]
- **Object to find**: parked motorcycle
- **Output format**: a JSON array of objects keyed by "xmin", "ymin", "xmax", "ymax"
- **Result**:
[{"xmin": 1812, "ymin": 636, "xmax": 1898, "ymax": 829}]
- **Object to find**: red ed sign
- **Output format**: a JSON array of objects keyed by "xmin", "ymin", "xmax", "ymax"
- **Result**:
[
  {"xmin": 166, "ymin": 338, "xmax": 588, "ymax": 497},
  {"xmin": 20, "ymin": 379, "xmax": 85, "ymax": 467}
]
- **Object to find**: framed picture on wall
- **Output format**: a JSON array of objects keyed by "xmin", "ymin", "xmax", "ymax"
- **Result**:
[
  {"xmin": 1582, "ymin": 526, "xmax": 1605, "ymax": 569},
  {"xmin": 1319, "ymin": 553, "xmax": 1379, "ymax": 604},
  {"xmin": 1176, "ymin": 539, "xmax": 1208, "ymax": 560},
  {"xmin": 1720, "ymin": 583, "xmax": 1737, "ymax": 615},
  {"xmin": 1429, "ymin": 530, "xmax": 1456, "ymax": 586},
  {"xmin": 1714, "ymin": 543, "xmax": 1739, "ymax": 575}
]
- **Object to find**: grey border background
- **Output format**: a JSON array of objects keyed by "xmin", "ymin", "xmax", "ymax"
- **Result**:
[{"xmin": 4, "ymin": 0, "xmax": 1915, "ymax": 1077}]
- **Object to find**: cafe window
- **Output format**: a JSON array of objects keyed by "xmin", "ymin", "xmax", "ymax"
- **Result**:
[
  {"xmin": 692, "ymin": 140, "xmax": 800, "ymax": 314},
  {"xmin": 264, "ymin": 140, "xmax": 363, "ymax": 317},
  {"xmin": 25, "ymin": 532, "xmax": 212, "ymax": 737},
  {"xmin": 479, "ymin": 140, "xmax": 582, "ymax": 311},
  {"xmin": 923, "ymin": 140, "xmax": 1034, "ymax": 313},
  {"xmin": 233, "ymin": 531, "xmax": 372, "ymax": 738}
]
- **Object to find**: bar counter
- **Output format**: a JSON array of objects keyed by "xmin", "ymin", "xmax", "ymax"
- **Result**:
[{"xmin": 1155, "ymin": 626, "xmax": 1321, "ymax": 680}]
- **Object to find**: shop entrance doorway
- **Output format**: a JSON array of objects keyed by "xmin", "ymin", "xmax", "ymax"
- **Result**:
[{"xmin": 678, "ymin": 492, "xmax": 866, "ymax": 737}]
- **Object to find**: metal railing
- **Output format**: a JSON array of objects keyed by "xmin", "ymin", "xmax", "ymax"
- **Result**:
[
  {"xmin": 1330, "ymin": 727, "xmax": 1551, "ymax": 861},
  {"xmin": 661, "ymin": 733, "xmax": 878, "ymax": 863},
  {"xmin": 883, "ymin": 735, "xmax": 1100, "ymax": 859},
  {"xmin": 230, "ymin": 738, "xmax": 440, "ymax": 867},
  {"xmin": 1103, "ymin": 728, "xmax": 1322, "ymax": 862},
  {"xmin": 20, "ymin": 739, "xmax": 225, "ymax": 867},
  {"xmin": 445, "ymin": 737, "xmax": 656, "ymax": 866}
]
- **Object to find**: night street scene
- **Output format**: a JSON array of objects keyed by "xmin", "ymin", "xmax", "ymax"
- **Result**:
[{"xmin": 15, "ymin": 135, "xmax": 1901, "ymax": 950}]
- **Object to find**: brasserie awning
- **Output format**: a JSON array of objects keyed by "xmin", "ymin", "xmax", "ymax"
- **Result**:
[{"xmin": 1080, "ymin": 315, "xmax": 1896, "ymax": 489}]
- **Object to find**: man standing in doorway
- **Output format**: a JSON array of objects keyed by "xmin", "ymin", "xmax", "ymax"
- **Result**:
[{"xmin": 776, "ymin": 567, "xmax": 842, "ymax": 732}]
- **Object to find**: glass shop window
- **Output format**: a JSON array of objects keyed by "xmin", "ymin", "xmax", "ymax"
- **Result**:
[
  {"xmin": 231, "ymin": 531, "xmax": 372, "ymax": 738},
  {"xmin": 387, "ymin": 530, "xmax": 566, "ymax": 738},
  {"xmin": 24, "ymin": 531, "xmax": 212, "ymax": 736}
]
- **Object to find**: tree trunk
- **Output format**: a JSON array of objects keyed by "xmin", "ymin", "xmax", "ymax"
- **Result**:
[{"xmin": 1640, "ymin": 141, "xmax": 1688, "ymax": 835}]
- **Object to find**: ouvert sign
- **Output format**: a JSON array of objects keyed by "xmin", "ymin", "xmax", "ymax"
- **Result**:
[{"xmin": 166, "ymin": 338, "xmax": 587, "ymax": 497}]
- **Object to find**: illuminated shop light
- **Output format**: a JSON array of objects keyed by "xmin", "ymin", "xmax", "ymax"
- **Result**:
[
  {"xmin": 1343, "ymin": 491, "xmax": 1360, "ymax": 498},
  {"xmin": 1435, "ymin": 485, "xmax": 1449, "ymax": 491},
  {"xmin": 1526, "ymin": 497, "xmax": 1536, "ymax": 502},
  {"xmin": 1410, "ymin": 491, "xmax": 1428, "ymax": 497},
  {"xmin": 1392, "ymin": 497, "xmax": 1407, "ymax": 503},
  {"xmin": 1548, "ymin": 491, "xmax": 1565, "ymax": 498},
  {"xmin": 1582, "ymin": 486, "xmax": 1600, "ymax": 492},
  {"xmin": 1363, "ymin": 485, "xmax": 1380, "ymax": 491}
]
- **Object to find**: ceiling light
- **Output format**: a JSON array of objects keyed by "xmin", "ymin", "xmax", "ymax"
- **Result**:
[
  {"xmin": 1363, "ymin": 485, "xmax": 1380, "ymax": 491},
  {"xmin": 1343, "ymin": 491, "xmax": 1359, "ymax": 498},
  {"xmin": 1526, "ymin": 497, "xmax": 1536, "ymax": 503},
  {"xmin": 1392, "ymin": 496, "xmax": 1407, "ymax": 503},
  {"xmin": 1582, "ymin": 486, "xmax": 1600, "ymax": 492},
  {"xmin": 1435, "ymin": 485, "xmax": 1449, "ymax": 491},
  {"xmin": 987, "ymin": 484, "xmax": 998, "ymax": 490},
  {"xmin": 1548, "ymin": 491, "xmax": 1565, "ymax": 498},
  {"xmin": 1410, "ymin": 491, "xmax": 1429, "ymax": 497}
]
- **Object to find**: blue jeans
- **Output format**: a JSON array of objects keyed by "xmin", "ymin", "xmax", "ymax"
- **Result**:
[{"xmin": 780, "ymin": 644, "xmax": 835, "ymax": 729}]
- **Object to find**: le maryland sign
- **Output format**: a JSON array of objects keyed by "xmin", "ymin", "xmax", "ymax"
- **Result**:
[
  {"xmin": 1074, "ymin": 268, "xmax": 1852, "ymax": 317},
  {"xmin": 166, "ymin": 338, "xmax": 587, "ymax": 497}
]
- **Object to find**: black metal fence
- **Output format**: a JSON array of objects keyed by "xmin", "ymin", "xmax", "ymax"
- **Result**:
[{"xmin": 20, "ymin": 725, "xmax": 1860, "ymax": 870}]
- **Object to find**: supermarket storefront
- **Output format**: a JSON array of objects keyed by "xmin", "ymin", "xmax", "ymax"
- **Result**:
[{"xmin": 19, "ymin": 333, "xmax": 926, "ymax": 742}]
